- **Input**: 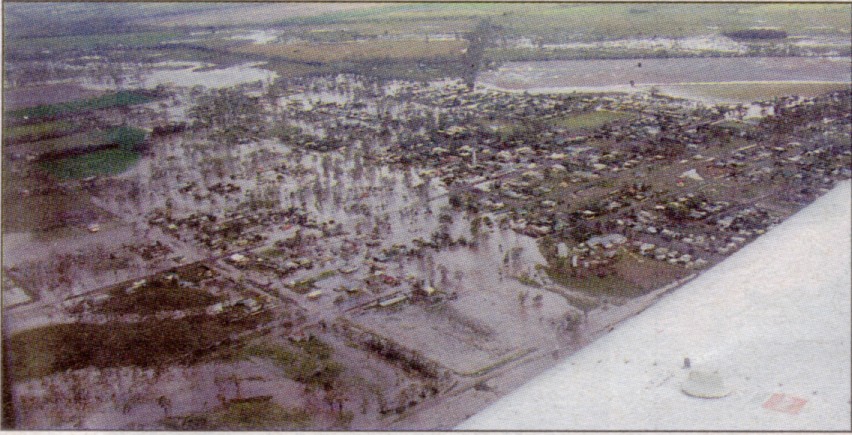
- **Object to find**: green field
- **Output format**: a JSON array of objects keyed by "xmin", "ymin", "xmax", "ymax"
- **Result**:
[
  {"xmin": 6, "ymin": 31, "xmax": 180, "ymax": 53},
  {"xmin": 288, "ymin": 3, "xmax": 850, "ymax": 42},
  {"xmin": 23, "ymin": 125, "xmax": 146, "ymax": 156},
  {"xmin": 6, "ymin": 91, "xmax": 155, "ymax": 121},
  {"xmin": 1, "ymin": 154, "xmax": 101, "ymax": 233},
  {"xmin": 550, "ymin": 110, "xmax": 633, "ymax": 130},
  {"xmin": 23, "ymin": 131, "xmax": 109, "ymax": 155},
  {"xmin": 244, "ymin": 340, "xmax": 343, "ymax": 389},
  {"xmin": 664, "ymin": 82, "xmax": 852, "ymax": 102},
  {"xmin": 7, "ymin": 312, "xmax": 267, "ymax": 381},
  {"xmin": 2, "ymin": 120, "xmax": 78, "ymax": 143},
  {"xmin": 234, "ymin": 39, "xmax": 467, "ymax": 63},
  {"xmin": 96, "ymin": 282, "xmax": 222, "ymax": 316},
  {"xmin": 33, "ymin": 126, "xmax": 147, "ymax": 179},
  {"xmin": 38, "ymin": 148, "xmax": 140, "ymax": 179},
  {"xmin": 164, "ymin": 398, "xmax": 312, "ymax": 430}
]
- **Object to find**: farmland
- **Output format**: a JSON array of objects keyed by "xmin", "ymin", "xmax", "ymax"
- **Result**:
[
  {"xmin": 5, "ymin": 31, "xmax": 181, "ymax": 55},
  {"xmin": 6, "ymin": 91, "xmax": 155, "ymax": 122},
  {"xmin": 234, "ymin": 40, "xmax": 468, "ymax": 63},
  {"xmin": 3, "ymin": 121, "xmax": 78, "ymax": 144},
  {"xmin": 664, "ymin": 81, "xmax": 852, "ymax": 102},
  {"xmin": 11, "ymin": 126, "xmax": 145, "ymax": 156}
]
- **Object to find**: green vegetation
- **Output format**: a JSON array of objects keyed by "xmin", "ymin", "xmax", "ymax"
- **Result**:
[
  {"xmin": 665, "ymin": 82, "xmax": 851, "ymax": 102},
  {"xmin": 7, "ymin": 312, "xmax": 267, "ymax": 381},
  {"xmin": 245, "ymin": 338, "xmax": 343, "ymax": 389},
  {"xmin": 234, "ymin": 39, "xmax": 467, "ymax": 63},
  {"xmin": 550, "ymin": 110, "xmax": 633, "ymax": 130},
  {"xmin": 257, "ymin": 247, "xmax": 288, "ymax": 258},
  {"xmin": 6, "ymin": 31, "xmax": 180, "ymax": 54},
  {"xmin": 546, "ymin": 264, "xmax": 641, "ymax": 298},
  {"xmin": 513, "ymin": 273, "xmax": 542, "ymax": 288},
  {"xmin": 39, "ymin": 148, "xmax": 139, "ymax": 179},
  {"xmin": 22, "ymin": 126, "xmax": 144, "ymax": 156},
  {"xmin": 164, "ymin": 397, "xmax": 312, "ymax": 430},
  {"xmin": 461, "ymin": 348, "xmax": 535, "ymax": 377},
  {"xmin": 1, "ymin": 153, "xmax": 100, "ymax": 233},
  {"xmin": 107, "ymin": 125, "xmax": 147, "ymax": 148},
  {"xmin": 315, "ymin": 270, "xmax": 338, "ymax": 281},
  {"xmin": 724, "ymin": 29, "xmax": 788, "ymax": 40},
  {"xmin": 290, "ymin": 270, "xmax": 337, "ymax": 294},
  {"xmin": 96, "ymin": 281, "xmax": 221, "ymax": 316},
  {"xmin": 26, "ymin": 131, "xmax": 111, "ymax": 155},
  {"xmin": 6, "ymin": 91, "xmax": 154, "ymax": 121},
  {"xmin": 544, "ymin": 252, "xmax": 689, "ymax": 298},
  {"xmin": 285, "ymin": 3, "xmax": 850, "ymax": 42},
  {"xmin": 35, "ymin": 126, "xmax": 147, "ymax": 179},
  {"xmin": 3, "ymin": 120, "xmax": 77, "ymax": 144},
  {"xmin": 539, "ymin": 237, "xmax": 688, "ymax": 298}
]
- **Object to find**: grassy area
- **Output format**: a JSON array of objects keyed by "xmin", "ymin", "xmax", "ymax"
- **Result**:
[
  {"xmin": 301, "ymin": 18, "xmax": 475, "ymax": 39},
  {"xmin": 34, "ymin": 126, "xmax": 147, "ymax": 179},
  {"xmin": 233, "ymin": 39, "xmax": 467, "ymax": 63},
  {"xmin": 6, "ymin": 91, "xmax": 154, "ymax": 121},
  {"xmin": 257, "ymin": 247, "xmax": 288, "ymax": 258},
  {"xmin": 6, "ymin": 31, "xmax": 180, "ymax": 53},
  {"xmin": 245, "ymin": 339, "xmax": 342, "ymax": 389},
  {"xmin": 461, "ymin": 347, "xmax": 535, "ymax": 377},
  {"xmin": 164, "ymin": 397, "xmax": 311, "ymax": 430},
  {"xmin": 39, "ymin": 148, "xmax": 140, "ymax": 179},
  {"xmin": 289, "ymin": 270, "xmax": 338, "ymax": 294},
  {"xmin": 96, "ymin": 281, "xmax": 222, "ymax": 316},
  {"xmin": 23, "ymin": 131, "xmax": 111, "ymax": 155},
  {"xmin": 539, "ymin": 238, "xmax": 688, "ymax": 298},
  {"xmin": 664, "ymin": 82, "xmax": 851, "ymax": 102},
  {"xmin": 2, "ymin": 120, "xmax": 77, "ymax": 144},
  {"xmin": 550, "ymin": 110, "xmax": 633, "ymax": 130},
  {"xmin": 545, "ymin": 253, "xmax": 688, "ymax": 298},
  {"xmin": 7, "ymin": 312, "xmax": 267, "ymax": 382},
  {"xmin": 18, "ymin": 125, "xmax": 144, "ymax": 156},
  {"xmin": 513, "ymin": 273, "xmax": 542, "ymax": 288},
  {"xmin": 1, "ymin": 154, "xmax": 102, "ymax": 233},
  {"xmin": 546, "ymin": 264, "xmax": 641, "ymax": 298},
  {"xmin": 262, "ymin": 3, "xmax": 852, "ymax": 42}
]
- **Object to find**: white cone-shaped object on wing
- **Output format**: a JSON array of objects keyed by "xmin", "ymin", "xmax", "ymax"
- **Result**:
[{"xmin": 681, "ymin": 370, "xmax": 730, "ymax": 398}]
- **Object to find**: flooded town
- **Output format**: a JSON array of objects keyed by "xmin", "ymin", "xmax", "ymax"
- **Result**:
[{"xmin": 2, "ymin": 2, "xmax": 850, "ymax": 430}]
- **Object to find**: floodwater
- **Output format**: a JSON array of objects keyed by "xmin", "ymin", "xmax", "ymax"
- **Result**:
[
  {"xmin": 76, "ymin": 62, "xmax": 279, "ymax": 91},
  {"xmin": 477, "ymin": 56, "xmax": 852, "ymax": 92},
  {"xmin": 459, "ymin": 180, "xmax": 852, "ymax": 431},
  {"xmin": 227, "ymin": 30, "xmax": 283, "ymax": 44},
  {"xmin": 515, "ymin": 35, "xmax": 748, "ymax": 54},
  {"xmin": 139, "ymin": 62, "xmax": 277, "ymax": 89}
]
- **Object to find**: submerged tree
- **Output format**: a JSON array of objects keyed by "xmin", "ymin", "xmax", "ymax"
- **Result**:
[{"xmin": 461, "ymin": 19, "xmax": 495, "ymax": 90}]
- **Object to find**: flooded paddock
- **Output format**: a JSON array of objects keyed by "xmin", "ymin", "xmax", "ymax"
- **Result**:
[
  {"xmin": 478, "ymin": 56, "xmax": 852, "ymax": 99},
  {"xmin": 137, "ymin": 62, "xmax": 278, "ymax": 89}
]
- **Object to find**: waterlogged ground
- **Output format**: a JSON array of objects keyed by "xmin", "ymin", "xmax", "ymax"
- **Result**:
[
  {"xmin": 478, "ymin": 56, "xmax": 852, "ymax": 101},
  {"xmin": 5, "ymin": 32, "xmax": 851, "ymax": 429}
]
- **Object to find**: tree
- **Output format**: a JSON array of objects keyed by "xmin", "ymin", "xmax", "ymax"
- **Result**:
[
  {"xmin": 461, "ymin": 19, "xmax": 495, "ymax": 90},
  {"xmin": 157, "ymin": 395, "xmax": 172, "ymax": 417}
]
